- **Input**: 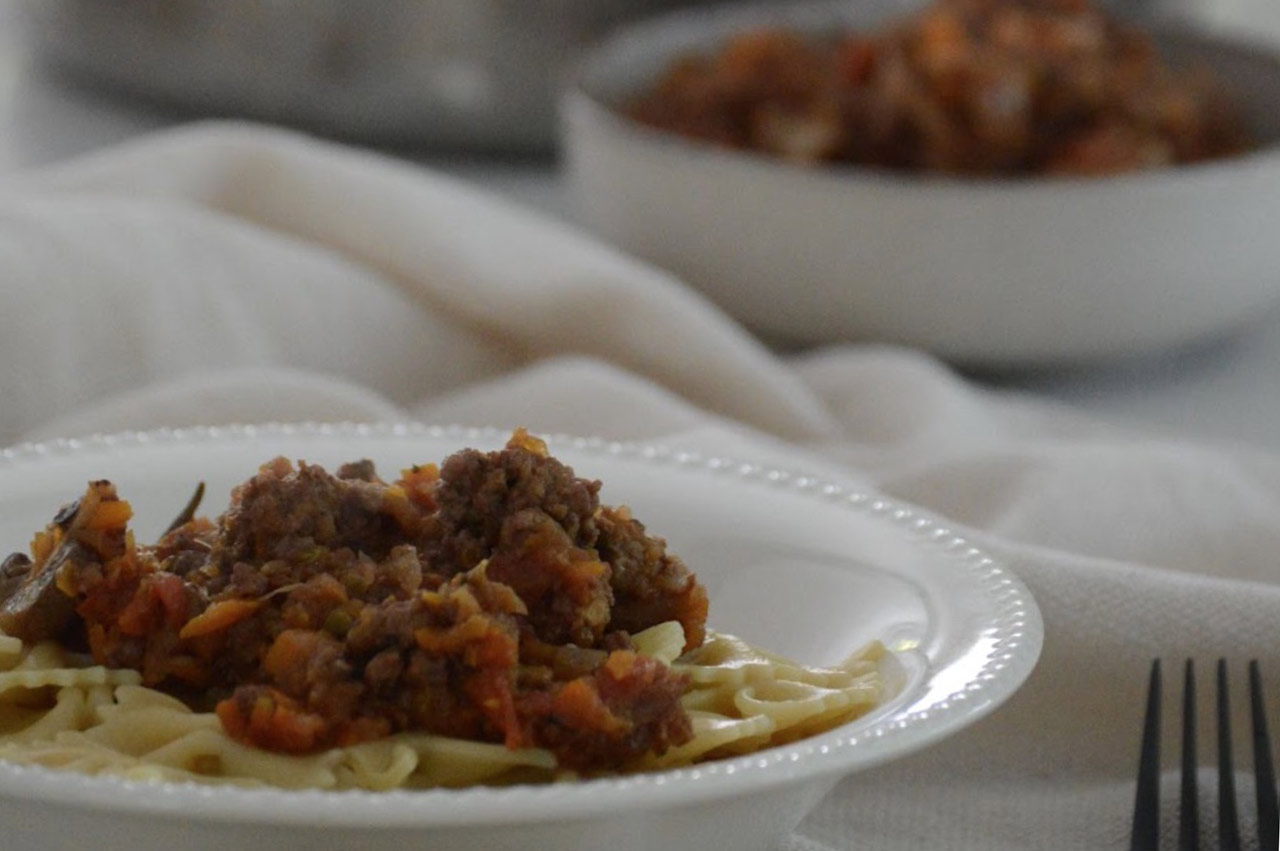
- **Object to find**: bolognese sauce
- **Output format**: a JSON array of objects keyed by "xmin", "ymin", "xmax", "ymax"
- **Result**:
[
  {"xmin": 626, "ymin": 0, "xmax": 1253, "ymax": 175},
  {"xmin": 0, "ymin": 430, "xmax": 708, "ymax": 772}
]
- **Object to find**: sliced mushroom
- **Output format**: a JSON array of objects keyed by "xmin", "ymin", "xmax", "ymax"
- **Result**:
[{"xmin": 0, "ymin": 541, "xmax": 83, "ymax": 642}]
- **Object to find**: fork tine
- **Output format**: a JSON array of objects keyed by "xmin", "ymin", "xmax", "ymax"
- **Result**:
[
  {"xmin": 1179, "ymin": 660, "xmax": 1199, "ymax": 851},
  {"xmin": 1131, "ymin": 659, "xmax": 1162, "ymax": 851},
  {"xmin": 1250, "ymin": 660, "xmax": 1279, "ymax": 850},
  {"xmin": 1217, "ymin": 659, "xmax": 1241, "ymax": 851},
  {"xmin": 1134, "ymin": 659, "xmax": 1279, "ymax": 851}
]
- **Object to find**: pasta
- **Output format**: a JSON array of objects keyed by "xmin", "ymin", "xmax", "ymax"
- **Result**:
[{"xmin": 0, "ymin": 624, "xmax": 884, "ymax": 789}]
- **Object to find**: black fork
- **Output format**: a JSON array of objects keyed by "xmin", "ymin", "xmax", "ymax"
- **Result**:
[{"xmin": 1130, "ymin": 659, "xmax": 1279, "ymax": 850}]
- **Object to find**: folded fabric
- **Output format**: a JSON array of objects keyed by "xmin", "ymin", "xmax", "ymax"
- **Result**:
[{"xmin": 1, "ymin": 121, "xmax": 1277, "ymax": 849}]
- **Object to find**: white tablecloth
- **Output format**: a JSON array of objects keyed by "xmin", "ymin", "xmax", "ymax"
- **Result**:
[{"xmin": 1, "ymin": 123, "xmax": 1277, "ymax": 848}]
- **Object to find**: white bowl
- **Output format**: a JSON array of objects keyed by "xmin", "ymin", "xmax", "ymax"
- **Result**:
[
  {"xmin": 0, "ymin": 423, "xmax": 1043, "ymax": 851},
  {"xmin": 562, "ymin": 1, "xmax": 1280, "ymax": 365}
]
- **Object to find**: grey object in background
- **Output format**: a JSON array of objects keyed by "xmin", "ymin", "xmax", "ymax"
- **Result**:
[{"xmin": 18, "ymin": 0, "xmax": 725, "ymax": 152}]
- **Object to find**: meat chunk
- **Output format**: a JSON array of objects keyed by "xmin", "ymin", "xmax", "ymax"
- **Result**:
[
  {"xmin": 214, "ymin": 458, "xmax": 394, "ymax": 566},
  {"xmin": 596, "ymin": 506, "xmax": 708, "ymax": 651},
  {"xmin": 516, "ymin": 650, "xmax": 693, "ymax": 771},
  {"xmin": 485, "ymin": 509, "xmax": 614, "ymax": 647},
  {"xmin": 433, "ymin": 432, "xmax": 601, "ymax": 574}
]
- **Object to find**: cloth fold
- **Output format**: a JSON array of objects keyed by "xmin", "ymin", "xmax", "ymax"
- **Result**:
[{"xmin": 1, "ymin": 121, "xmax": 1276, "ymax": 850}]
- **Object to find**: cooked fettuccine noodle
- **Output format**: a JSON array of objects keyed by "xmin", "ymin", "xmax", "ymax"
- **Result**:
[{"xmin": 0, "ymin": 624, "xmax": 883, "ymax": 789}]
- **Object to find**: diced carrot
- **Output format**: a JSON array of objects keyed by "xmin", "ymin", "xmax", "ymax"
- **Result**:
[
  {"xmin": 262, "ymin": 629, "xmax": 319, "ymax": 680},
  {"xmin": 506, "ymin": 428, "xmax": 548, "ymax": 457},
  {"xmin": 85, "ymin": 498, "xmax": 133, "ymax": 531},
  {"xmin": 336, "ymin": 715, "xmax": 392, "ymax": 748},
  {"xmin": 414, "ymin": 614, "xmax": 518, "ymax": 669},
  {"xmin": 396, "ymin": 463, "xmax": 439, "ymax": 508},
  {"xmin": 117, "ymin": 587, "xmax": 161, "ymax": 637},
  {"xmin": 29, "ymin": 529, "xmax": 59, "ymax": 564},
  {"xmin": 463, "ymin": 669, "xmax": 522, "ymax": 749},
  {"xmin": 603, "ymin": 650, "xmax": 639, "ymax": 680},
  {"xmin": 550, "ymin": 678, "xmax": 628, "ymax": 735},
  {"xmin": 469, "ymin": 627, "xmax": 519, "ymax": 669},
  {"xmin": 217, "ymin": 689, "xmax": 328, "ymax": 754},
  {"xmin": 570, "ymin": 559, "xmax": 609, "ymax": 581},
  {"xmin": 163, "ymin": 655, "xmax": 208, "ymax": 685},
  {"xmin": 178, "ymin": 598, "xmax": 261, "ymax": 640}
]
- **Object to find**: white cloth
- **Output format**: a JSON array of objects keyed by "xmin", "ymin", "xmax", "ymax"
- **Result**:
[{"xmin": 3, "ymin": 122, "xmax": 1278, "ymax": 849}]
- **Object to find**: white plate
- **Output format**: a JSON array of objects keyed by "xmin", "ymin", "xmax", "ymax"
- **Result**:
[{"xmin": 0, "ymin": 423, "xmax": 1042, "ymax": 851}]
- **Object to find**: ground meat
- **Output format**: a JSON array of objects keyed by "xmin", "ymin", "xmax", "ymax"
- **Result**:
[
  {"xmin": 596, "ymin": 505, "xmax": 709, "ymax": 651},
  {"xmin": 626, "ymin": 0, "xmax": 1253, "ymax": 176},
  {"xmin": 0, "ymin": 430, "xmax": 705, "ymax": 773},
  {"xmin": 432, "ymin": 433, "xmax": 602, "ymax": 575},
  {"xmin": 212, "ymin": 458, "xmax": 430, "ymax": 572},
  {"xmin": 485, "ymin": 509, "xmax": 614, "ymax": 648},
  {"xmin": 515, "ymin": 650, "xmax": 693, "ymax": 771}
]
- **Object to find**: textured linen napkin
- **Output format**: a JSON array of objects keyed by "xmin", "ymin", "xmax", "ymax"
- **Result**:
[{"xmin": 3, "ymin": 122, "xmax": 1279, "ymax": 850}]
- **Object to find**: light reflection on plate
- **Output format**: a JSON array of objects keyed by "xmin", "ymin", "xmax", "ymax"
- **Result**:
[{"xmin": 0, "ymin": 423, "xmax": 1042, "ymax": 851}]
